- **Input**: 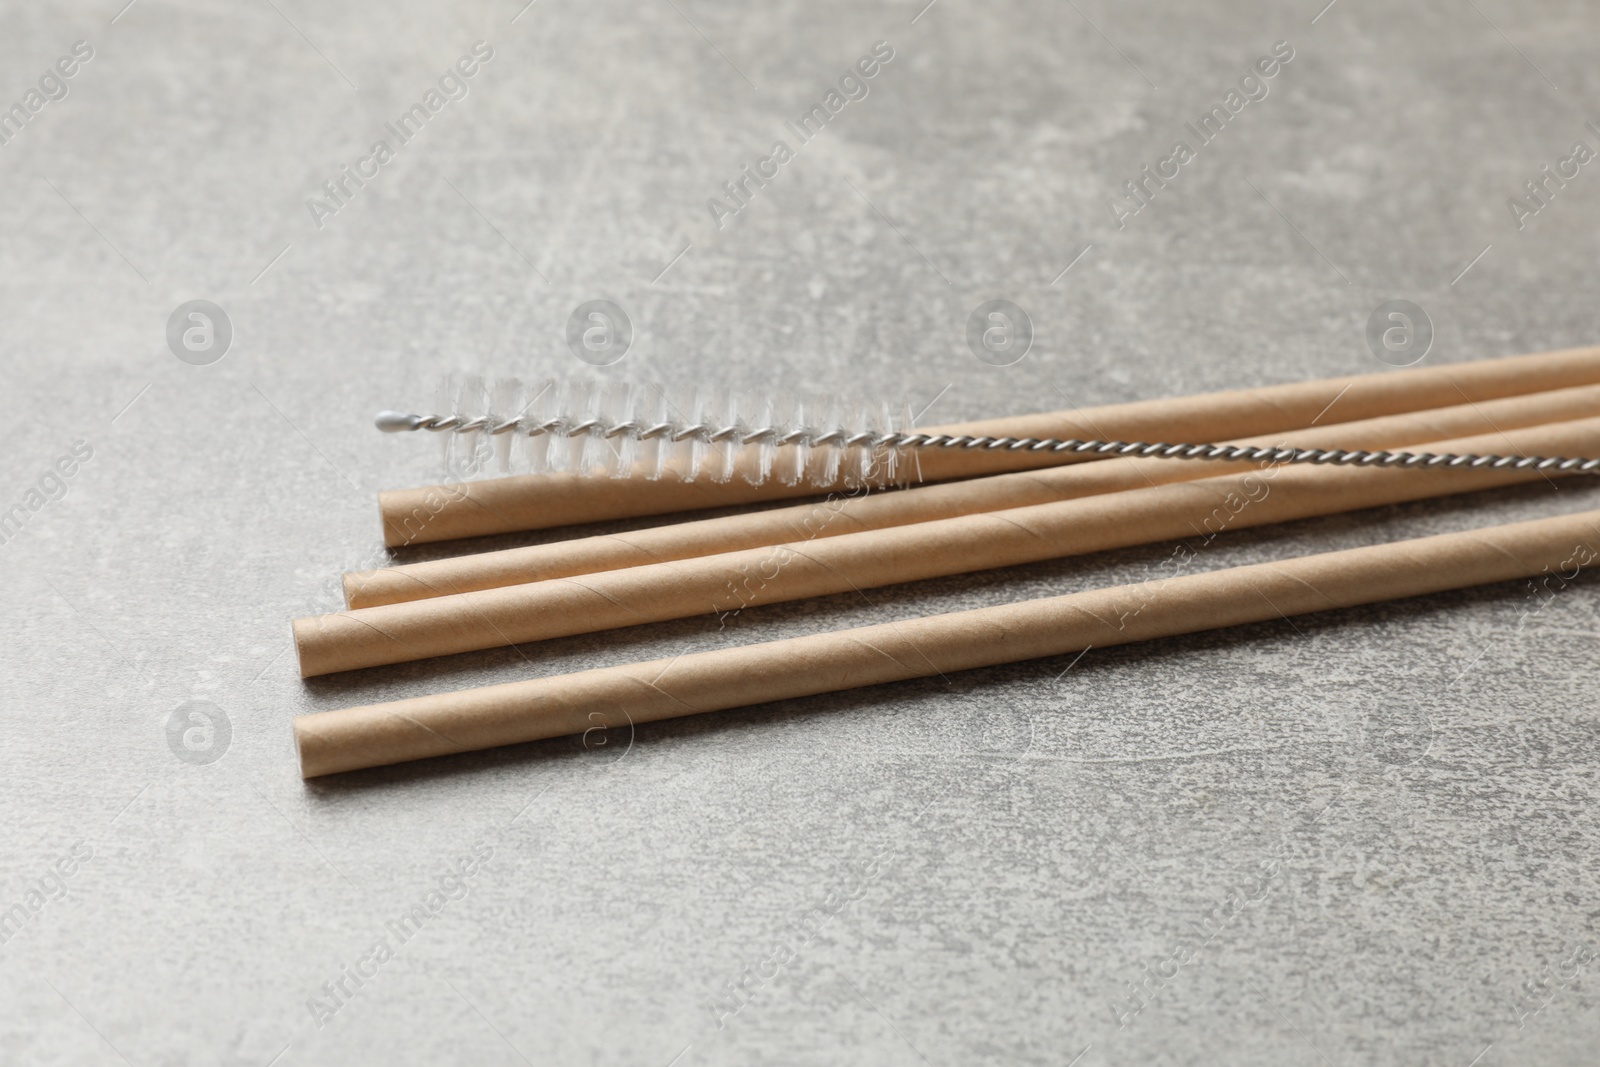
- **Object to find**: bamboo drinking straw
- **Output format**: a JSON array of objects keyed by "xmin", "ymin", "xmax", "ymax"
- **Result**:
[
  {"xmin": 379, "ymin": 344, "xmax": 1600, "ymax": 545},
  {"xmin": 347, "ymin": 383, "xmax": 1600, "ymax": 608},
  {"xmin": 295, "ymin": 507, "xmax": 1600, "ymax": 777},
  {"xmin": 295, "ymin": 416, "xmax": 1600, "ymax": 676}
]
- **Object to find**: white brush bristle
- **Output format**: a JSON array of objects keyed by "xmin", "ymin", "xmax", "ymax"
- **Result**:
[{"xmin": 427, "ymin": 376, "xmax": 914, "ymax": 487}]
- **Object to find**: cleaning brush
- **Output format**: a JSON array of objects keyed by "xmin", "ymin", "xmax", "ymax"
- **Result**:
[
  {"xmin": 369, "ymin": 348, "xmax": 1600, "ymax": 545},
  {"xmin": 376, "ymin": 377, "xmax": 914, "ymax": 486},
  {"xmin": 375, "ymin": 376, "xmax": 1600, "ymax": 484}
]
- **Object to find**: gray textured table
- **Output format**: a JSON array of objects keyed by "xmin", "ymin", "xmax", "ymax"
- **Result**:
[{"xmin": 3, "ymin": 1, "xmax": 1599, "ymax": 1063}]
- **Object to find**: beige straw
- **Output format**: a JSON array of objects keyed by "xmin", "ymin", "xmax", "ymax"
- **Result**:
[
  {"xmin": 378, "ymin": 344, "xmax": 1600, "ymax": 545},
  {"xmin": 295, "ymin": 416, "xmax": 1600, "ymax": 676},
  {"xmin": 295, "ymin": 507, "xmax": 1600, "ymax": 777},
  {"xmin": 347, "ymin": 382, "xmax": 1600, "ymax": 608}
]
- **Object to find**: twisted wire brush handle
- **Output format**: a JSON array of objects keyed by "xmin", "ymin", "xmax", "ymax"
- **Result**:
[{"xmin": 374, "ymin": 410, "xmax": 1600, "ymax": 474}]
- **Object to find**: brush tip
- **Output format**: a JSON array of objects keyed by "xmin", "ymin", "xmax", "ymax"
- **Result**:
[{"xmin": 375, "ymin": 410, "xmax": 422, "ymax": 433}]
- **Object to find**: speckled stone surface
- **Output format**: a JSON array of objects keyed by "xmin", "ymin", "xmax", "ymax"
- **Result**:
[{"xmin": 3, "ymin": 0, "xmax": 1599, "ymax": 1063}]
